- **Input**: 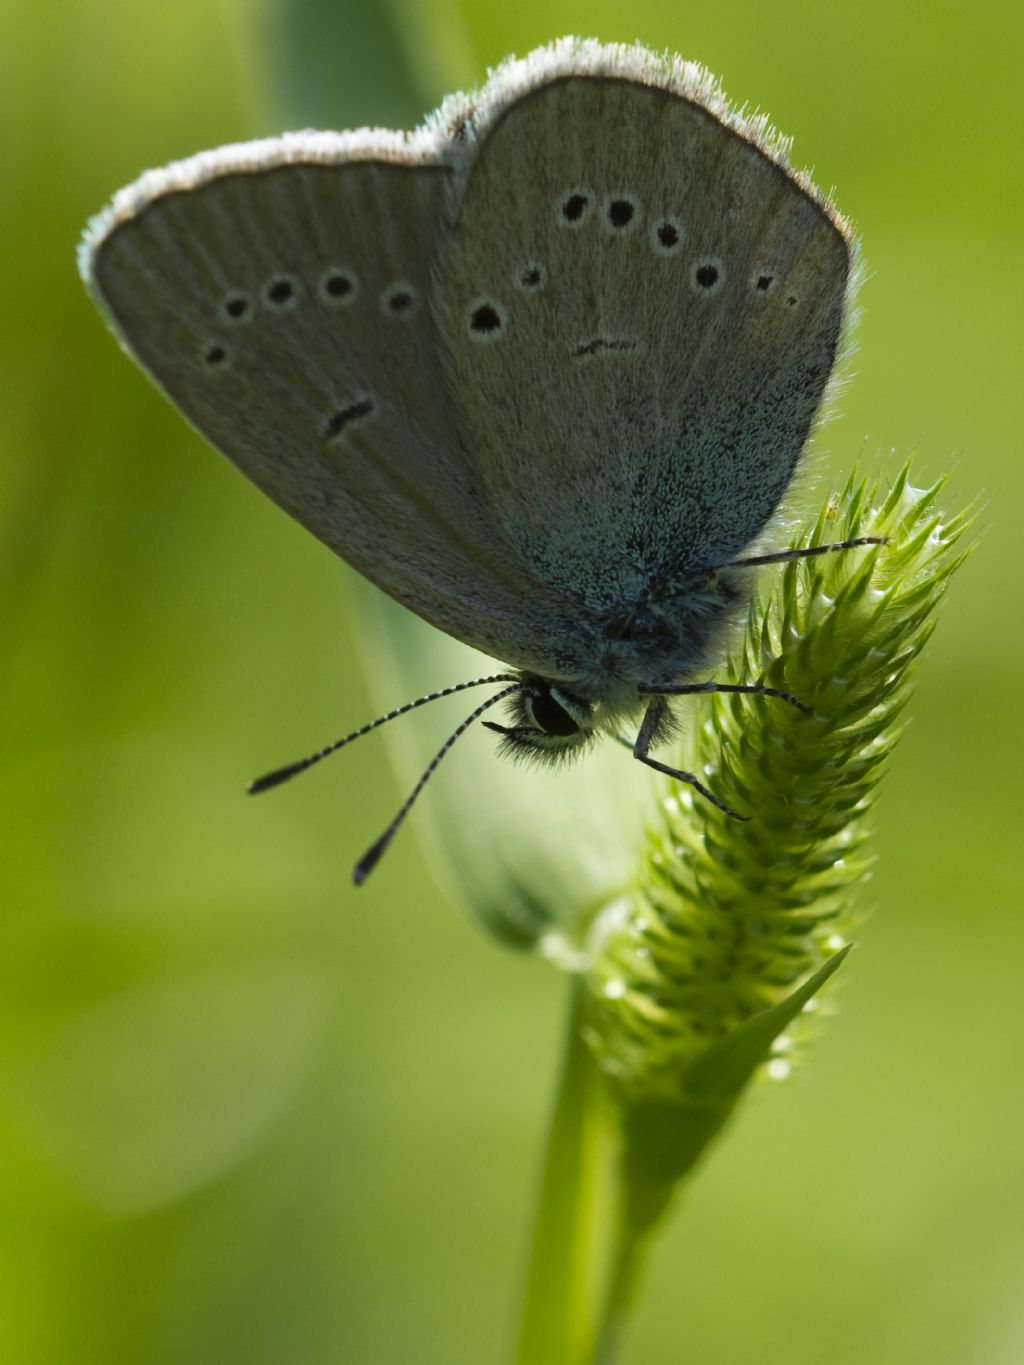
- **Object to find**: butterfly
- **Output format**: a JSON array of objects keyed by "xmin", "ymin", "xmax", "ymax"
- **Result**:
[{"xmin": 80, "ymin": 38, "xmax": 879, "ymax": 881}]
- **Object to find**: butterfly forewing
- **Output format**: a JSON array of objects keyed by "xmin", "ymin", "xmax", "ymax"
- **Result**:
[
  {"xmin": 83, "ymin": 142, "xmax": 581, "ymax": 672},
  {"xmin": 441, "ymin": 65, "xmax": 851, "ymax": 614}
]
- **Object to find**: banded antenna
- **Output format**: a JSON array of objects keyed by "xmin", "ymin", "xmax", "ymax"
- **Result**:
[{"xmin": 247, "ymin": 673, "xmax": 520, "ymax": 884}]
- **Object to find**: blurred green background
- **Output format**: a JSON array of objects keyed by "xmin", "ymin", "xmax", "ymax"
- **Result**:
[{"xmin": 3, "ymin": 0, "xmax": 1022, "ymax": 1361}]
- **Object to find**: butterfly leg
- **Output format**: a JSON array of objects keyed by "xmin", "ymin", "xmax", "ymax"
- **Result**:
[
  {"xmin": 723, "ymin": 537, "xmax": 886, "ymax": 570},
  {"xmin": 619, "ymin": 696, "xmax": 750, "ymax": 821},
  {"xmin": 640, "ymin": 678, "xmax": 811, "ymax": 714}
]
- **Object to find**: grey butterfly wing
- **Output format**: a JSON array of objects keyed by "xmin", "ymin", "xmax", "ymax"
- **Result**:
[
  {"xmin": 81, "ymin": 137, "xmax": 583, "ymax": 675},
  {"xmin": 441, "ymin": 63, "xmax": 851, "ymax": 616}
]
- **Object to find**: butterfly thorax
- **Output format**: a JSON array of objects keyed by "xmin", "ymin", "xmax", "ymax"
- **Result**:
[
  {"xmin": 591, "ymin": 563, "xmax": 746, "ymax": 685},
  {"xmin": 485, "ymin": 566, "xmax": 747, "ymax": 765}
]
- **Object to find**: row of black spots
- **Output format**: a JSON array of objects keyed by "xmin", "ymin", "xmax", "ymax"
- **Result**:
[
  {"xmin": 556, "ymin": 186, "xmax": 677, "ymax": 251},
  {"xmin": 690, "ymin": 261, "xmax": 802, "ymax": 307},
  {"xmin": 556, "ymin": 186, "xmax": 643, "ymax": 237},
  {"xmin": 554, "ymin": 189, "xmax": 692, "ymax": 273},
  {"xmin": 463, "ymin": 263, "xmax": 725, "ymax": 348},
  {"xmin": 553, "ymin": 187, "xmax": 802, "ymax": 306},
  {"xmin": 323, "ymin": 394, "xmax": 376, "ymax": 442},
  {"xmin": 460, "ymin": 263, "xmax": 797, "ymax": 348},
  {"xmin": 215, "ymin": 270, "xmax": 420, "ymax": 327},
  {"xmin": 553, "ymin": 190, "xmax": 734, "ymax": 289},
  {"xmin": 511, "ymin": 249, "xmax": 796, "ymax": 306},
  {"xmin": 322, "ymin": 269, "xmax": 420, "ymax": 317},
  {"xmin": 685, "ymin": 261, "xmax": 803, "ymax": 307}
]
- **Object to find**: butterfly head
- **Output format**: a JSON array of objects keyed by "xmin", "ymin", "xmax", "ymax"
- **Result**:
[{"xmin": 483, "ymin": 675, "xmax": 596, "ymax": 763}]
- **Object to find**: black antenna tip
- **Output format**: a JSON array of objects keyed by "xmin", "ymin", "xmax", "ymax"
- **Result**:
[
  {"xmin": 247, "ymin": 760, "xmax": 308, "ymax": 795},
  {"xmin": 352, "ymin": 833, "xmax": 389, "ymax": 886}
]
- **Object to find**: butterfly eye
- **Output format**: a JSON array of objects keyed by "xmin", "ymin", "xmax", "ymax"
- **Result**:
[
  {"xmin": 526, "ymin": 689, "xmax": 580, "ymax": 737},
  {"xmin": 523, "ymin": 684, "xmax": 592, "ymax": 738}
]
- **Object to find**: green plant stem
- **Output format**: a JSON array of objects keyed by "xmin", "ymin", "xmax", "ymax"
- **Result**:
[
  {"xmin": 513, "ymin": 948, "xmax": 855, "ymax": 1363},
  {"xmin": 513, "ymin": 979, "xmax": 646, "ymax": 1365}
]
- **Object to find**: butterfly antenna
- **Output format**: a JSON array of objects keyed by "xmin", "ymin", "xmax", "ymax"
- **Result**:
[
  {"xmin": 353, "ymin": 683, "xmax": 520, "ymax": 886},
  {"xmin": 724, "ymin": 536, "xmax": 887, "ymax": 569},
  {"xmin": 247, "ymin": 674, "xmax": 518, "ymax": 795}
]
